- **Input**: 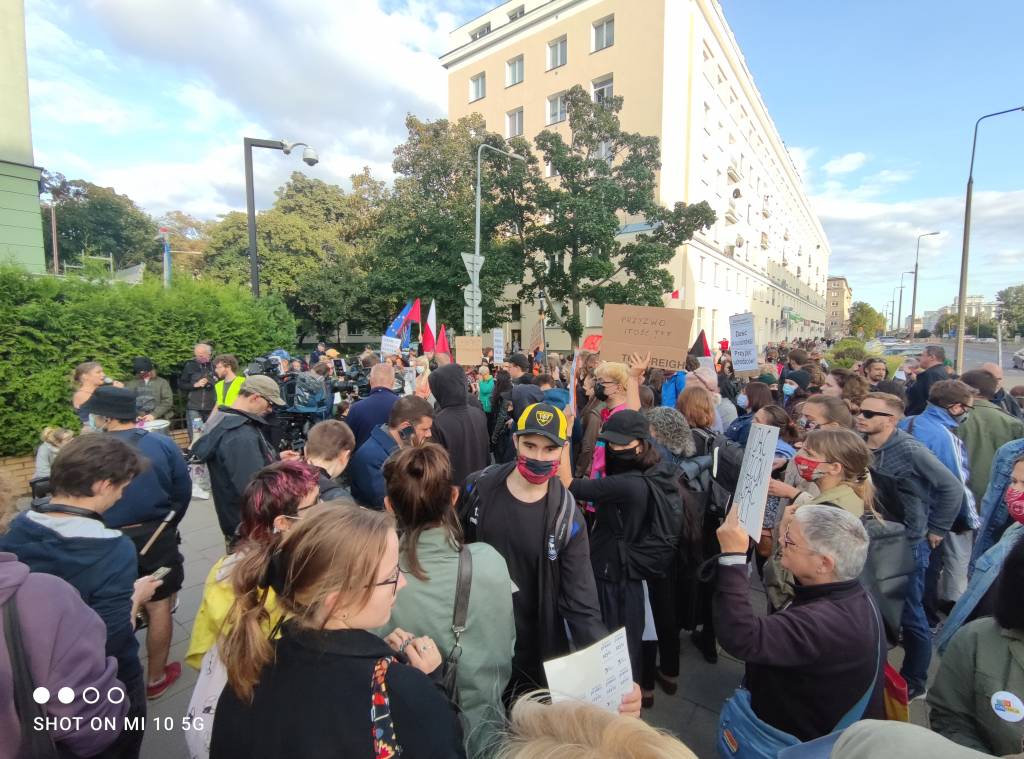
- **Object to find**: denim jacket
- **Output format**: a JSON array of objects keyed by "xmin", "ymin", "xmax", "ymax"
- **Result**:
[
  {"xmin": 971, "ymin": 439, "xmax": 1024, "ymax": 568},
  {"xmin": 938, "ymin": 522, "xmax": 1022, "ymax": 654}
]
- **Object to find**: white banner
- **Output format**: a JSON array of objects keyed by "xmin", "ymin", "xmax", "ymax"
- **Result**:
[
  {"xmin": 492, "ymin": 329, "xmax": 505, "ymax": 365},
  {"xmin": 729, "ymin": 313, "xmax": 759, "ymax": 373},
  {"xmin": 380, "ymin": 335, "xmax": 402, "ymax": 357}
]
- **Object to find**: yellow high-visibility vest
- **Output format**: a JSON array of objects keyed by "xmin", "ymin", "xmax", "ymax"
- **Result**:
[{"xmin": 215, "ymin": 376, "xmax": 245, "ymax": 407}]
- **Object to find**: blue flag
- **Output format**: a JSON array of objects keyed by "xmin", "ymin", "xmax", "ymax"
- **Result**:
[{"xmin": 385, "ymin": 300, "xmax": 413, "ymax": 339}]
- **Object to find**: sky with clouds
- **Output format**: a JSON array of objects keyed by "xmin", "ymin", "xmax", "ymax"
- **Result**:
[{"xmin": 23, "ymin": 0, "xmax": 1023, "ymax": 317}]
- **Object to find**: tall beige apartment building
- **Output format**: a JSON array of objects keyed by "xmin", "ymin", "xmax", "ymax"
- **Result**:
[
  {"xmin": 826, "ymin": 276, "xmax": 852, "ymax": 338},
  {"xmin": 441, "ymin": 0, "xmax": 829, "ymax": 350}
]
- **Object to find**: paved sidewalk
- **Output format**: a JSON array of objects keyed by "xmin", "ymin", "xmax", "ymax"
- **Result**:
[{"xmin": 141, "ymin": 497, "xmax": 930, "ymax": 758}]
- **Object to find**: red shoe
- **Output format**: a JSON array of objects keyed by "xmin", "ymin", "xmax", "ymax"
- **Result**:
[{"xmin": 147, "ymin": 662, "xmax": 182, "ymax": 700}]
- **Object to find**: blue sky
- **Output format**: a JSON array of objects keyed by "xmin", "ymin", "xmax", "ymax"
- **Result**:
[{"xmin": 23, "ymin": 0, "xmax": 1023, "ymax": 318}]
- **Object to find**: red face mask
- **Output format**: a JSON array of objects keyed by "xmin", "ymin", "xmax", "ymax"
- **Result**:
[
  {"xmin": 794, "ymin": 454, "xmax": 827, "ymax": 483},
  {"xmin": 1006, "ymin": 487, "xmax": 1024, "ymax": 525},
  {"xmin": 516, "ymin": 455, "xmax": 560, "ymax": 485}
]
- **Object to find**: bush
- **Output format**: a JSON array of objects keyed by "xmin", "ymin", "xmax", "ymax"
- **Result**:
[
  {"xmin": 826, "ymin": 337, "xmax": 866, "ymax": 367},
  {"xmin": 0, "ymin": 268, "xmax": 296, "ymax": 456}
]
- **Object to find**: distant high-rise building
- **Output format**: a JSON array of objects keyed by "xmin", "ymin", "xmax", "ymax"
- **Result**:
[
  {"xmin": 826, "ymin": 276, "xmax": 852, "ymax": 337},
  {"xmin": 442, "ymin": 0, "xmax": 830, "ymax": 349}
]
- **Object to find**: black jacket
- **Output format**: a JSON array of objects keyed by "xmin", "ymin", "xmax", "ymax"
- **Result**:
[
  {"xmin": 191, "ymin": 407, "xmax": 276, "ymax": 538},
  {"xmin": 178, "ymin": 358, "xmax": 218, "ymax": 412},
  {"xmin": 428, "ymin": 365, "xmax": 490, "ymax": 487},
  {"xmin": 210, "ymin": 626, "xmax": 464, "ymax": 759},
  {"xmin": 315, "ymin": 466, "xmax": 351, "ymax": 502},
  {"xmin": 905, "ymin": 363, "xmax": 948, "ymax": 416},
  {"xmin": 460, "ymin": 462, "xmax": 606, "ymax": 687}
]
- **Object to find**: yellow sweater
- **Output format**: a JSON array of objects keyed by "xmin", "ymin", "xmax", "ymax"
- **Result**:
[{"xmin": 185, "ymin": 553, "xmax": 282, "ymax": 670}]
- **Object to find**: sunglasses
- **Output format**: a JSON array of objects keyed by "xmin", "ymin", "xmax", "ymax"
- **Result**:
[{"xmin": 857, "ymin": 409, "xmax": 894, "ymax": 420}]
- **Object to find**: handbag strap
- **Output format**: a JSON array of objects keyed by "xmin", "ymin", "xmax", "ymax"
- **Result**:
[
  {"xmin": 370, "ymin": 657, "xmax": 401, "ymax": 759},
  {"xmin": 3, "ymin": 593, "xmax": 58, "ymax": 759},
  {"xmin": 833, "ymin": 597, "xmax": 884, "ymax": 732},
  {"xmin": 451, "ymin": 546, "xmax": 473, "ymax": 646}
]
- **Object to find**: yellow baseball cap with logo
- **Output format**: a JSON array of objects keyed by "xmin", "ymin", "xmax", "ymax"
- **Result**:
[{"xmin": 515, "ymin": 402, "xmax": 568, "ymax": 445}]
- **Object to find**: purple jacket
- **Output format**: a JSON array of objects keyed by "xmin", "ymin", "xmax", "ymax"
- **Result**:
[{"xmin": 0, "ymin": 552, "xmax": 127, "ymax": 757}]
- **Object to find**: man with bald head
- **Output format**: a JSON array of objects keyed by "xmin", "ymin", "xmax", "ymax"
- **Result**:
[
  {"xmin": 981, "ymin": 361, "xmax": 1024, "ymax": 420},
  {"xmin": 346, "ymin": 362, "xmax": 400, "ymax": 449}
]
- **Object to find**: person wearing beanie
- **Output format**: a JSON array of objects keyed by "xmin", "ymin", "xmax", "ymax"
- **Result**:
[
  {"xmin": 125, "ymin": 356, "xmax": 173, "ymax": 423},
  {"xmin": 782, "ymin": 369, "xmax": 812, "ymax": 415}
]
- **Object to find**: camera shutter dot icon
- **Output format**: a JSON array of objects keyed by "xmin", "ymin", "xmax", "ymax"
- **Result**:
[
  {"xmin": 58, "ymin": 687, "xmax": 75, "ymax": 704},
  {"xmin": 32, "ymin": 687, "xmax": 50, "ymax": 704}
]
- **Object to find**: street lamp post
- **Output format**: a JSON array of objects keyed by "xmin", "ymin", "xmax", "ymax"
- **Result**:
[
  {"xmin": 954, "ymin": 106, "xmax": 1023, "ymax": 371},
  {"xmin": 896, "ymin": 271, "xmax": 913, "ymax": 338},
  {"xmin": 908, "ymin": 232, "xmax": 939, "ymax": 341},
  {"xmin": 244, "ymin": 137, "xmax": 319, "ymax": 297}
]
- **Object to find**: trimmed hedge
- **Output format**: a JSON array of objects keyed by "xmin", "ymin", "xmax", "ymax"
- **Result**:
[{"xmin": 0, "ymin": 268, "xmax": 296, "ymax": 456}]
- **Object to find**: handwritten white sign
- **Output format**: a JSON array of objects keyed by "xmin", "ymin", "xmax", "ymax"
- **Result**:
[
  {"xmin": 543, "ymin": 627, "xmax": 634, "ymax": 713},
  {"xmin": 732, "ymin": 422, "xmax": 780, "ymax": 540},
  {"xmin": 492, "ymin": 329, "xmax": 505, "ymax": 365},
  {"xmin": 729, "ymin": 313, "xmax": 759, "ymax": 373},
  {"xmin": 380, "ymin": 335, "xmax": 402, "ymax": 357}
]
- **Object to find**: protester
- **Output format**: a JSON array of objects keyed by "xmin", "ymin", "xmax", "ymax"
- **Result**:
[
  {"xmin": 929, "ymin": 537, "xmax": 1024, "ymax": 756},
  {"xmin": 309, "ymin": 341, "xmax": 327, "ymax": 365},
  {"xmin": 381, "ymin": 443, "xmax": 515, "ymax": 758},
  {"xmin": 492, "ymin": 383, "xmax": 545, "ymax": 465},
  {"xmin": 715, "ymin": 505, "xmax": 884, "ymax": 742},
  {"xmin": 213, "ymin": 354, "xmax": 245, "ymax": 408},
  {"xmin": 460, "ymin": 403, "xmax": 608, "ymax": 701},
  {"xmin": 900, "ymin": 380, "xmax": 978, "ymax": 619},
  {"xmin": 179, "ymin": 342, "xmax": 218, "ymax": 439},
  {"xmin": 691, "ymin": 365, "xmax": 736, "ymax": 429},
  {"xmin": 781, "ymin": 369, "xmax": 812, "ymax": 415},
  {"xmin": 303, "ymin": 419, "xmax": 356, "ymax": 501},
  {"xmin": 125, "ymin": 355, "xmax": 173, "ymax": 423},
  {"xmin": 192, "ymin": 375, "xmax": 285, "ymax": 545},
  {"xmin": 824, "ymin": 368, "xmax": 870, "ymax": 413},
  {"xmin": 185, "ymin": 461, "xmax": 321, "ymax": 759},
  {"xmin": 862, "ymin": 357, "xmax": 888, "ymax": 388},
  {"xmin": 507, "ymin": 353, "xmax": 533, "ymax": 385},
  {"xmin": 780, "ymin": 348, "xmax": 808, "ymax": 384},
  {"xmin": 796, "ymin": 393, "xmax": 855, "ymax": 432},
  {"xmin": 574, "ymin": 373, "xmax": 605, "ymax": 477},
  {"xmin": 72, "ymin": 360, "xmax": 121, "ymax": 429},
  {"xmin": 905, "ymin": 345, "xmax": 948, "ymax": 415},
  {"xmin": 210, "ymin": 505, "xmax": 464, "ymax": 757},
  {"xmin": 981, "ymin": 361, "xmax": 1024, "ymax": 420},
  {"xmin": 0, "ymin": 435, "xmax": 162, "ymax": 758},
  {"xmin": 33, "ymin": 425, "xmax": 73, "ymax": 479},
  {"xmin": 559, "ymin": 410, "xmax": 682, "ymax": 686},
  {"xmin": 346, "ymin": 363, "xmax": 400, "ymax": 450},
  {"xmin": 496, "ymin": 694, "xmax": 691, "ymax": 759},
  {"xmin": 0, "ymin": 552, "xmax": 129, "ymax": 758},
  {"xmin": 724, "ymin": 381, "xmax": 773, "ymax": 445},
  {"xmin": 856, "ymin": 391, "xmax": 964, "ymax": 698},
  {"xmin": 490, "ymin": 368, "xmax": 512, "ymax": 434},
  {"xmin": 477, "ymin": 364, "xmax": 495, "ymax": 416},
  {"xmin": 536, "ymin": 373, "xmax": 570, "ymax": 409},
  {"xmin": 350, "ymin": 396, "xmax": 434, "ymax": 509},
  {"xmin": 717, "ymin": 354, "xmax": 738, "ymax": 403},
  {"xmin": 588, "ymin": 355, "xmax": 648, "ymax": 476},
  {"xmin": 88, "ymin": 386, "xmax": 192, "ymax": 699},
  {"xmin": 958, "ymin": 369, "xmax": 1024, "ymax": 509},
  {"xmin": 429, "ymin": 363, "xmax": 490, "ymax": 487},
  {"xmin": 938, "ymin": 455, "xmax": 1024, "ymax": 654},
  {"xmin": 973, "ymin": 439, "xmax": 1024, "ymax": 566}
]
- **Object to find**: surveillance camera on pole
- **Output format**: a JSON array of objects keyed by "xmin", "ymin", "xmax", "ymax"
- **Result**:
[{"xmin": 281, "ymin": 141, "xmax": 319, "ymax": 167}]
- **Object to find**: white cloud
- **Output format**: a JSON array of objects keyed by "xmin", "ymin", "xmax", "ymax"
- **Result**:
[
  {"xmin": 822, "ymin": 151, "xmax": 867, "ymax": 175},
  {"xmin": 29, "ymin": 79, "xmax": 135, "ymax": 134}
]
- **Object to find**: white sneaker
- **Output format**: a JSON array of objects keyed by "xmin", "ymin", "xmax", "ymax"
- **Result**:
[{"xmin": 192, "ymin": 485, "xmax": 210, "ymax": 500}]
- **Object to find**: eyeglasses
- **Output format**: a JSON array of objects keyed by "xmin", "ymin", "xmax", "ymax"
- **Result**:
[
  {"xmin": 372, "ymin": 566, "xmax": 404, "ymax": 596},
  {"xmin": 857, "ymin": 409, "xmax": 894, "ymax": 420},
  {"xmin": 782, "ymin": 530, "xmax": 819, "ymax": 555}
]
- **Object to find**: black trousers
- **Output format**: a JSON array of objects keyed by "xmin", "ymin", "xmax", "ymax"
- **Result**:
[
  {"xmin": 596, "ymin": 577, "xmax": 645, "ymax": 681},
  {"xmin": 640, "ymin": 568, "xmax": 680, "ymax": 689}
]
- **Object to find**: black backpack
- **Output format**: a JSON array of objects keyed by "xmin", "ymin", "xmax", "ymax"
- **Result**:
[
  {"xmin": 691, "ymin": 429, "xmax": 736, "ymax": 517},
  {"xmin": 612, "ymin": 467, "xmax": 684, "ymax": 580}
]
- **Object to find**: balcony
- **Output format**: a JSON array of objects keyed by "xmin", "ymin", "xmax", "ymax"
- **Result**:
[
  {"xmin": 724, "ymin": 198, "xmax": 739, "ymax": 224},
  {"xmin": 727, "ymin": 160, "xmax": 742, "ymax": 183},
  {"xmin": 760, "ymin": 231, "xmax": 769, "ymax": 250}
]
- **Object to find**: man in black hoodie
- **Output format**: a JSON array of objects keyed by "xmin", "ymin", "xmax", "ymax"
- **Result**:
[
  {"xmin": 428, "ymin": 363, "xmax": 490, "ymax": 486},
  {"xmin": 192, "ymin": 375, "xmax": 284, "ymax": 544}
]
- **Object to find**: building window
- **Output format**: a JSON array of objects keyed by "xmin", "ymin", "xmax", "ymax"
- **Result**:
[
  {"xmin": 547, "ymin": 92, "xmax": 566, "ymax": 124},
  {"xmin": 593, "ymin": 16, "xmax": 614, "ymax": 51},
  {"xmin": 511, "ymin": 303, "xmax": 521, "ymax": 320},
  {"xmin": 471, "ymin": 23, "xmax": 491, "ymax": 40},
  {"xmin": 593, "ymin": 76, "xmax": 613, "ymax": 105},
  {"xmin": 548, "ymin": 36, "xmax": 567, "ymax": 69},
  {"xmin": 508, "ymin": 5, "xmax": 525, "ymax": 21},
  {"xmin": 714, "ymin": 262, "xmax": 720, "ymax": 287},
  {"xmin": 469, "ymin": 73, "xmax": 486, "ymax": 102},
  {"xmin": 596, "ymin": 139, "xmax": 613, "ymax": 162},
  {"xmin": 700, "ymin": 256, "xmax": 706, "ymax": 283},
  {"xmin": 546, "ymin": 161, "xmax": 560, "ymax": 178},
  {"xmin": 506, "ymin": 55, "xmax": 524, "ymax": 86},
  {"xmin": 506, "ymin": 107, "xmax": 524, "ymax": 138}
]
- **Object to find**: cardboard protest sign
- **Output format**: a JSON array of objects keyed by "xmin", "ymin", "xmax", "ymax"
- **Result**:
[
  {"xmin": 600, "ymin": 304, "xmax": 694, "ymax": 372},
  {"xmin": 492, "ymin": 329, "xmax": 505, "ymax": 364},
  {"xmin": 731, "ymin": 422, "xmax": 780, "ymax": 540},
  {"xmin": 380, "ymin": 335, "xmax": 402, "ymax": 357},
  {"xmin": 728, "ymin": 313, "xmax": 759, "ymax": 374},
  {"xmin": 454, "ymin": 336, "xmax": 483, "ymax": 366},
  {"xmin": 528, "ymin": 319, "xmax": 544, "ymax": 352}
]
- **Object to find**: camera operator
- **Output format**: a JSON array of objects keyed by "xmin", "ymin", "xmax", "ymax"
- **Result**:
[
  {"xmin": 179, "ymin": 342, "xmax": 217, "ymax": 441},
  {"xmin": 345, "ymin": 363, "xmax": 399, "ymax": 449},
  {"xmin": 191, "ymin": 375, "xmax": 285, "ymax": 547}
]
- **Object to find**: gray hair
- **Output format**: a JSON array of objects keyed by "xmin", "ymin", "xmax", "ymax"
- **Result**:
[
  {"xmin": 194, "ymin": 342, "xmax": 212, "ymax": 354},
  {"xmin": 793, "ymin": 505, "xmax": 869, "ymax": 581}
]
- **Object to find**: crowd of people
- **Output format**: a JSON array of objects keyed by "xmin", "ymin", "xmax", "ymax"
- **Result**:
[{"xmin": 1, "ymin": 334, "xmax": 1023, "ymax": 758}]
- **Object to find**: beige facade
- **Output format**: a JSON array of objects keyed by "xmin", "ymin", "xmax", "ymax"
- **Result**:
[
  {"xmin": 443, "ymin": 0, "xmax": 829, "ymax": 351},
  {"xmin": 826, "ymin": 276, "xmax": 852, "ymax": 337},
  {"xmin": 0, "ymin": 0, "xmax": 45, "ymax": 273}
]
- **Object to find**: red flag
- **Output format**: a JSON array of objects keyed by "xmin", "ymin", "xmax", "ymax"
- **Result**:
[
  {"xmin": 407, "ymin": 298, "xmax": 421, "ymax": 324},
  {"xmin": 582, "ymin": 334, "xmax": 603, "ymax": 351},
  {"xmin": 436, "ymin": 324, "xmax": 451, "ymax": 356},
  {"xmin": 671, "ymin": 290, "xmax": 680, "ymax": 299}
]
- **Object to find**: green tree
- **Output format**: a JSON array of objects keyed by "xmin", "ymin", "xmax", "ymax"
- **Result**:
[
  {"xmin": 997, "ymin": 284, "xmax": 1024, "ymax": 336},
  {"xmin": 157, "ymin": 210, "xmax": 213, "ymax": 278},
  {"xmin": 934, "ymin": 312, "xmax": 958, "ymax": 337},
  {"xmin": 527, "ymin": 85, "xmax": 715, "ymax": 344},
  {"xmin": 41, "ymin": 180, "xmax": 161, "ymax": 271},
  {"xmin": 848, "ymin": 301, "xmax": 887, "ymax": 337}
]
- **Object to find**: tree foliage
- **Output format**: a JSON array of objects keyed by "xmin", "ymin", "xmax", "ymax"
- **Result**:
[
  {"xmin": 0, "ymin": 267, "xmax": 294, "ymax": 456},
  {"xmin": 848, "ymin": 301, "xmax": 887, "ymax": 337},
  {"xmin": 997, "ymin": 284, "xmax": 1024, "ymax": 336},
  {"xmin": 528, "ymin": 85, "xmax": 715, "ymax": 342}
]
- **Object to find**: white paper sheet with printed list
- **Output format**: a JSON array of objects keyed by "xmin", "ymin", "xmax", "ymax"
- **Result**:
[{"xmin": 542, "ymin": 627, "xmax": 633, "ymax": 713}]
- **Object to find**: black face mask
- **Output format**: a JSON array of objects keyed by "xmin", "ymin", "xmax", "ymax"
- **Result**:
[
  {"xmin": 606, "ymin": 446, "xmax": 642, "ymax": 475},
  {"xmin": 594, "ymin": 382, "xmax": 609, "ymax": 402}
]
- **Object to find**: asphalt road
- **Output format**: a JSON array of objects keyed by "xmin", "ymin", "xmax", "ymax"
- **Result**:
[{"xmin": 936, "ymin": 338, "xmax": 1024, "ymax": 383}]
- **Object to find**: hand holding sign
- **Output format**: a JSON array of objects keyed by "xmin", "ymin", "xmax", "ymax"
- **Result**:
[
  {"xmin": 628, "ymin": 352, "xmax": 652, "ymax": 379},
  {"xmin": 717, "ymin": 501, "xmax": 752, "ymax": 554}
]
